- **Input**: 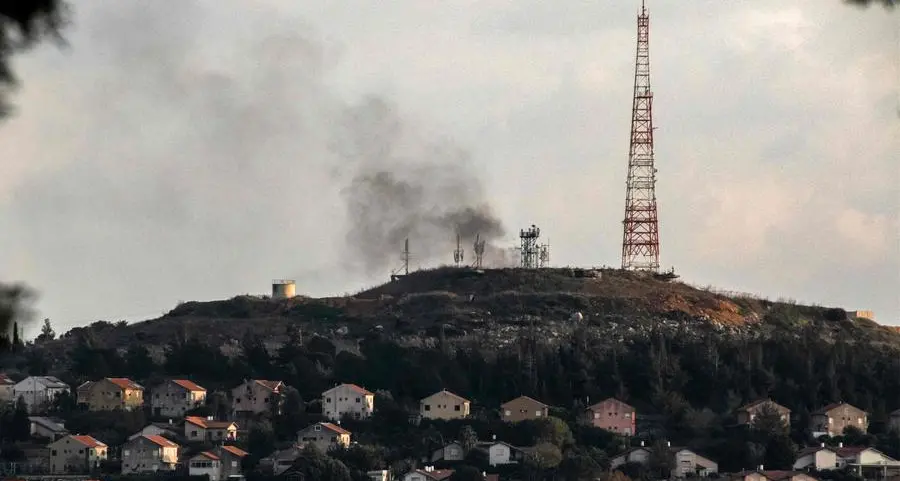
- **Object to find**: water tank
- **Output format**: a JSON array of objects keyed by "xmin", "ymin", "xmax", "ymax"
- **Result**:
[{"xmin": 272, "ymin": 280, "xmax": 296, "ymax": 299}]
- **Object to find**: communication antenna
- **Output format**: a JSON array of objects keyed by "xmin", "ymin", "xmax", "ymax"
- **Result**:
[
  {"xmin": 539, "ymin": 240, "xmax": 550, "ymax": 268},
  {"xmin": 473, "ymin": 234, "xmax": 486, "ymax": 268},
  {"xmin": 391, "ymin": 238, "xmax": 411, "ymax": 281},
  {"xmin": 453, "ymin": 232, "xmax": 465, "ymax": 267},
  {"xmin": 519, "ymin": 225, "xmax": 541, "ymax": 268}
]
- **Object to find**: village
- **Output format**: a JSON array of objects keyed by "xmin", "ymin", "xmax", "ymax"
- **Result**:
[{"xmin": 2, "ymin": 374, "xmax": 900, "ymax": 481}]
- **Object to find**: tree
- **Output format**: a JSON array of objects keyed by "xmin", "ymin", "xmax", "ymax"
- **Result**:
[
  {"xmin": 449, "ymin": 465, "xmax": 484, "ymax": 481},
  {"xmin": 0, "ymin": 1, "xmax": 68, "ymax": 116},
  {"xmin": 762, "ymin": 434, "xmax": 797, "ymax": 470},
  {"xmin": 124, "ymin": 344, "xmax": 156, "ymax": 380},
  {"xmin": 560, "ymin": 450, "xmax": 604, "ymax": 481},
  {"xmin": 752, "ymin": 402, "xmax": 788, "ymax": 435},
  {"xmin": 460, "ymin": 425, "xmax": 479, "ymax": 453},
  {"xmin": 647, "ymin": 441, "xmax": 675, "ymax": 480},
  {"xmin": 286, "ymin": 444, "xmax": 352, "ymax": 481},
  {"xmin": 36, "ymin": 318, "xmax": 55, "ymax": 342},
  {"xmin": 536, "ymin": 416, "xmax": 574, "ymax": 448}
]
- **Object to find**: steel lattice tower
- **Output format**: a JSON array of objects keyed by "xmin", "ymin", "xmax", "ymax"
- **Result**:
[{"xmin": 621, "ymin": 1, "xmax": 660, "ymax": 272}]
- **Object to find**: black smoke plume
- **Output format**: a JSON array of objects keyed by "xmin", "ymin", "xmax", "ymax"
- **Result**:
[{"xmin": 337, "ymin": 97, "xmax": 505, "ymax": 275}]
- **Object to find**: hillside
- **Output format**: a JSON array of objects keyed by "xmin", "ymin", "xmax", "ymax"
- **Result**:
[{"xmin": 44, "ymin": 267, "xmax": 900, "ymax": 356}]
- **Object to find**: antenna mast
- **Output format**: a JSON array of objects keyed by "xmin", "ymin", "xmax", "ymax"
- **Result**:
[
  {"xmin": 391, "ymin": 238, "xmax": 411, "ymax": 281},
  {"xmin": 453, "ymin": 232, "xmax": 464, "ymax": 267},
  {"xmin": 473, "ymin": 234, "xmax": 486, "ymax": 269},
  {"xmin": 621, "ymin": 1, "xmax": 660, "ymax": 272}
]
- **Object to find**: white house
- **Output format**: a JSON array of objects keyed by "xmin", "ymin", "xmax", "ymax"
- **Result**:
[
  {"xmin": 13, "ymin": 376, "xmax": 70, "ymax": 413},
  {"xmin": 834, "ymin": 446, "xmax": 900, "ymax": 472},
  {"xmin": 296, "ymin": 422, "xmax": 351, "ymax": 453},
  {"xmin": 322, "ymin": 383, "xmax": 375, "ymax": 421},
  {"xmin": 430, "ymin": 442, "xmax": 465, "ymax": 463},
  {"xmin": 477, "ymin": 441, "xmax": 520, "ymax": 467},
  {"xmin": 151, "ymin": 379, "xmax": 207, "ymax": 417},
  {"xmin": 184, "ymin": 416, "xmax": 238, "ymax": 442},
  {"xmin": 121, "ymin": 435, "xmax": 179, "ymax": 474},
  {"xmin": 231, "ymin": 380, "xmax": 283, "ymax": 415},
  {"xmin": 612, "ymin": 445, "xmax": 717, "ymax": 478},
  {"xmin": 611, "ymin": 447, "xmax": 652, "ymax": 469},
  {"xmin": 793, "ymin": 446, "xmax": 839, "ymax": 471},
  {"xmin": 403, "ymin": 466, "xmax": 454, "ymax": 481},
  {"xmin": 188, "ymin": 452, "xmax": 221, "ymax": 481}
]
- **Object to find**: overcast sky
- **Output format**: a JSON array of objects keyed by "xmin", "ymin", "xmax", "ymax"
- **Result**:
[{"xmin": 0, "ymin": 1, "xmax": 897, "ymax": 336}]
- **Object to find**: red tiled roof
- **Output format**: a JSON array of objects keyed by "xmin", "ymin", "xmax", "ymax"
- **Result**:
[
  {"xmin": 414, "ymin": 469, "xmax": 454, "ymax": 481},
  {"xmin": 255, "ymin": 380, "xmax": 282, "ymax": 392},
  {"xmin": 106, "ymin": 378, "xmax": 142, "ymax": 391},
  {"xmin": 185, "ymin": 416, "xmax": 236, "ymax": 430},
  {"xmin": 143, "ymin": 435, "xmax": 178, "ymax": 448},
  {"xmin": 341, "ymin": 383, "xmax": 374, "ymax": 396},
  {"xmin": 220, "ymin": 445, "xmax": 249, "ymax": 458},
  {"xmin": 835, "ymin": 446, "xmax": 869, "ymax": 458},
  {"xmin": 71, "ymin": 435, "xmax": 106, "ymax": 449},
  {"xmin": 798, "ymin": 446, "xmax": 835, "ymax": 456},
  {"xmin": 196, "ymin": 451, "xmax": 219, "ymax": 461},
  {"xmin": 172, "ymin": 379, "xmax": 206, "ymax": 392},
  {"xmin": 319, "ymin": 422, "xmax": 351, "ymax": 435}
]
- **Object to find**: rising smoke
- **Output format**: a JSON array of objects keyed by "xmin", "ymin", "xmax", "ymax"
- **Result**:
[{"xmin": 336, "ymin": 96, "xmax": 505, "ymax": 275}]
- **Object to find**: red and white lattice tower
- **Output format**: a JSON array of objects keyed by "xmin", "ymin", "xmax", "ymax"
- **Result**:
[{"xmin": 621, "ymin": 1, "xmax": 660, "ymax": 272}]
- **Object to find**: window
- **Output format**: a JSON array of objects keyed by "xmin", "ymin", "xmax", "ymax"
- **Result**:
[
  {"xmin": 52, "ymin": 450, "xmax": 58, "ymax": 456},
  {"xmin": 504, "ymin": 410, "xmax": 511, "ymax": 416},
  {"xmin": 326, "ymin": 397, "xmax": 331, "ymax": 403},
  {"xmin": 356, "ymin": 397, "xmax": 361, "ymax": 403},
  {"xmin": 314, "ymin": 425, "xmax": 321, "ymax": 431},
  {"xmin": 455, "ymin": 405, "xmax": 461, "ymax": 411},
  {"xmin": 535, "ymin": 411, "xmax": 542, "ymax": 417},
  {"xmin": 232, "ymin": 461, "xmax": 238, "ymax": 468},
  {"xmin": 594, "ymin": 412, "xmax": 600, "ymax": 419},
  {"xmin": 625, "ymin": 413, "xmax": 632, "ymax": 418},
  {"xmin": 425, "ymin": 404, "xmax": 431, "ymax": 411}
]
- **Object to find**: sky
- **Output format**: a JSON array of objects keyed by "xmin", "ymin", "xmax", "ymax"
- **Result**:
[{"xmin": 0, "ymin": 1, "xmax": 897, "ymax": 336}]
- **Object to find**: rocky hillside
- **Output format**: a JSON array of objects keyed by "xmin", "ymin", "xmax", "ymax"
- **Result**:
[{"xmin": 46, "ymin": 267, "xmax": 900, "ymax": 356}]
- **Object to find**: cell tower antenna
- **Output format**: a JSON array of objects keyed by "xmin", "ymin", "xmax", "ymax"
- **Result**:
[
  {"xmin": 519, "ymin": 225, "xmax": 542, "ymax": 269},
  {"xmin": 453, "ymin": 232, "xmax": 465, "ymax": 267},
  {"xmin": 621, "ymin": 1, "xmax": 660, "ymax": 272},
  {"xmin": 473, "ymin": 234, "xmax": 486, "ymax": 269},
  {"xmin": 391, "ymin": 238, "xmax": 411, "ymax": 281}
]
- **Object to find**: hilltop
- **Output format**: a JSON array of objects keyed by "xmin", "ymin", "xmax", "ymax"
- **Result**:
[{"xmin": 45, "ymin": 266, "xmax": 900, "ymax": 356}]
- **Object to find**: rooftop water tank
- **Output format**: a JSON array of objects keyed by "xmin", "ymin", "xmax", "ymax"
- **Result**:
[{"xmin": 272, "ymin": 280, "xmax": 296, "ymax": 299}]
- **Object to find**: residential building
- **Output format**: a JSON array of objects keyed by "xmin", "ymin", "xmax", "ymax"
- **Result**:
[
  {"xmin": 736, "ymin": 399, "xmax": 791, "ymax": 427},
  {"xmin": 231, "ymin": 380, "xmax": 283, "ymax": 415},
  {"xmin": 189, "ymin": 452, "xmax": 222, "ymax": 481},
  {"xmin": 29, "ymin": 416, "xmax": 68, "ymax": 440},
  {"xmin": 322, "ymin": 383, "xmax": 375, "ymax": 421},
  {"xmin": 151, "ymin": 379, "xmax": 207, "ymax": 417},
  {"xmin": 611, "ymin": 445, "xmax": 718, "ymax": 478},
  {"xmin": 811, "ymin": 403, "xmax": 868, "ymax": 437},
  {"xmin": 474, "ymin": 441, "xmax": 523, "ymax": 467},
  {"xmin": 368, "ymin": 470, "xmax": 391, "ymax": 481},
  {"xmin": 77, "ymin": 378, "xmax": 144, "ymax": 411},
  {"xmin": 259, "ymin": 446, "xmax": 302, "ymax": 475},
  {"xmin": 121, "ymin": 435, "xmax": 179, "ymax": 474},
  {"xmin": 420, "ymin": 390, "xmax": 470, "ymax": 420},
  {"xmin": 793, "ymin": 446, "xmax": 839, "ymax": 471},
  {"xmin": 582, "ymin": 398, "xmax": 636, "ymax": 435},
  {"xmin": 48, "ymin": 434, "xmax": 107, "ymax": 474},
  {"xmin": 214, "ymin": 445, "xmax": 249, "ymax": 479},
  {"xmin": 500, "ymin": 395, "xmax": 549, "ymax": 422},
  {"xmin": 889, "ymin": 409, "xmax": 900, "ymax": 433},
  {"xmin": 127, "ymin": 422, "xmax": 181, "ymax": 441},
  {"xmin": 0, "ymin": 373, "xmax": 14, "ymax": 403},
  {"xmin": 430, "ymin": 442, "xmax": 466, "ymax": 463},
  {"xmin": 403, "ymin": 467, "xmax": 454, "ymax": 481},
  {"xmin": 833, "ymin": 445, "xmax": 900, "ymax": 477},
  {"xmin": 13, "ymin": 376, "xmax": 70, "ymax": 413},
  {"xmin": 296, "ymin": 422, "xmax": 351, "ymax": 453},
  {"xmin": 185, "ymin": 416, "xmax": 238, "ymax": 442}
]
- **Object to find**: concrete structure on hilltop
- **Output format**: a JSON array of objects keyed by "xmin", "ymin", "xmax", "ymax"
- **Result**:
[{"xmin": 322, "ymin": 383, "xmax": 375, "ymax": 421}]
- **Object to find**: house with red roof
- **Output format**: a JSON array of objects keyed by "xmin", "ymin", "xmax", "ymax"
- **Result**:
[
  {"xmin": 581, "ymin": 398, "xmax": 636, "ymax": 435},
  {"xmin": 403, "ymin": 466, "xmax": 455, "ymax": 481},
  {"xmin": 231, "ymin": 380, "xmax": 284, "ymax": 415},
  {"xmin": 810, "ymin": 403, "xmax": 868, "ymax": 437},
  {"xmin": 296, "ymin": 422, "xmax": 351, "ymax": 453},
  {"xmin": 185, "ymin": 416, "xmax": 238, "ymax": 442},
  {"xmin": 188, "ymin": 452, "xmax": 221, "ymax": 480},
  {"xmin": 322, "ymin": 383, "xmax": 375, "ymax": 421},
  {"xmin": 77, "ymin": 378, "xmax": 144, "ymax": 412},
  {"xmin": 151, "ymin": 379, "xmax": 207, "ymax": 417},
  {"xmin": 121, "ymin": 434, "xmax": 179, "ymax": 474},
  {"xmin": 214, "ymin": 445, "xmax": 248, "ymax": 479},
  {"xmin": 48, "ymin": 434, "xmax": 107, "ymax": 474}
]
